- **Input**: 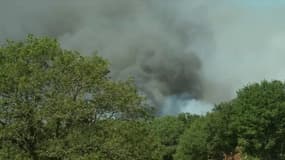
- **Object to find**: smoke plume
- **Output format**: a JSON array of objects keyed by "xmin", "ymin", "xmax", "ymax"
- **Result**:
[{"xmin": 1, "ymin": 0, "xmax": 285, "ymax": 114}]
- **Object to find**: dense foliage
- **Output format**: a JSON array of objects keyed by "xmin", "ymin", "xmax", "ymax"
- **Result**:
[
  {"xmin": 175, "ymin": 81, "xmax": 285, "ymax": 160},
  {"xmin": 1, "ymin": 36, "xmax": 285, "ymax": 160},
  {"xmin": 0, "ymin": 36, "xmax": 154, "ymax": 159}
]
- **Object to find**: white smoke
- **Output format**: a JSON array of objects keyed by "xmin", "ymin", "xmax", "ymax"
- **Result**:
[{"xmin": 162, "ymin": 95, "xmax": 213, "ymax": 115}]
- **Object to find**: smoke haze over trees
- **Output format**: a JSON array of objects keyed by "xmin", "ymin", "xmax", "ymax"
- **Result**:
[
  {"xmin": 1, "ymin": 0, "xmax": 285, "ymax": 159},
  {"xmin": 1, "ymin": 36, "xmax": 285, "ymax": 159},
  {"xmin": 1, "ymin": 0, "xmax": 285, "ymax": 114}
]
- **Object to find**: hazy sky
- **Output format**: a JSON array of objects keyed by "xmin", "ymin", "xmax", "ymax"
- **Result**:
[{"xmin": 239, "ymin": 0, "xmax": 285, "ymax": 7}]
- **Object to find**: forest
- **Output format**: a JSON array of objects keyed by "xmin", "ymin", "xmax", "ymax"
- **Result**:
[{"xmin": 1, "ymin": 36, "xmax": 285, "ymax": 160}]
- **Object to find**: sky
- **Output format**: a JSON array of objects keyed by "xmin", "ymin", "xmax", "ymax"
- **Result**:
[{"xmin": 232, "ymin": 0, "xmax": 285, "ymax": 7}]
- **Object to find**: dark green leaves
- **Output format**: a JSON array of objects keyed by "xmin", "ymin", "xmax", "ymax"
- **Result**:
[{"xmin": 0, "ymin": 36, "xmax": 152, "ymax": 159}]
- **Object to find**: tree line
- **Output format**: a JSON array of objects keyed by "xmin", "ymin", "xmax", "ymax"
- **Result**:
[{"xmin": 1, "ymin": 36, "xmax": 285, "ymax": 160}]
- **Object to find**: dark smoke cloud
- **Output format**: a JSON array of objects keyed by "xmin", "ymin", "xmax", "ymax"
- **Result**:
[
  {"xmin": 0, "ymin": 0, "xmax": 212, "ymax": 113},
  {"xmin": 3, "ymin": 0, "xmax": 284, "ymax": 114}
]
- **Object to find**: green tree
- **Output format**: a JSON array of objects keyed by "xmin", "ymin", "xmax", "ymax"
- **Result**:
[
  {"xmin": 174, "ymin": 81, "xmax": 285, "ymax": 160},
  {"xmin": 150, "ymin": 114, "xmax": 199, "ymax": 160},
  {"xmin": 151, "ymin": 116, "xmax": 185, "ymax": 160},
  {"xmin": 93, "ymin": 120, "xmax": 162, "ymax": 160},
  {"xmin": 233, "ymin": 80, "xmax": 285, "ymax": 159},
  {"xmin": 207, "ymin": 103, "xmax": 239, "ymax": 159},
  {"xmin": 210, "ymin": 80, "xmax": 285, "ymax": 159},
  {"xmin": 174, "ymin": 117, "xmax": 208, "ymax": 160},
  {"xmin": 0, "ymin": 36, "xmax": 151, "ymax": 159}
]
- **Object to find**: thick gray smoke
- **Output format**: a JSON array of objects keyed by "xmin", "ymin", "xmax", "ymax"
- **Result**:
[
  {"xmin": 1, "ymin": 0, "xmax": 285, "ymax": 114},
  {"xmin": 57, "ymin": 0, "xmax": 211, "ymax": 110}
]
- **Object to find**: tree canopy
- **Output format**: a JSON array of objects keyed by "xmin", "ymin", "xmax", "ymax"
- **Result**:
[
  {"xmin": 175, "ymin": 81, "xmax": 285, "ymax": 160},
  {"xmin": 0, "ymin": 36, "xmax": 154, "ymax": 159}
]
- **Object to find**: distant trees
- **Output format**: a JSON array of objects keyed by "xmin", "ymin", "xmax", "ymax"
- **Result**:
[
  {"xmin": 174, "ymin": 117, "xmax": 208, "ymax": 160},
  {"xmin": 150, "ymin": 114, "xmax": 199, "ymax": 160}
]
